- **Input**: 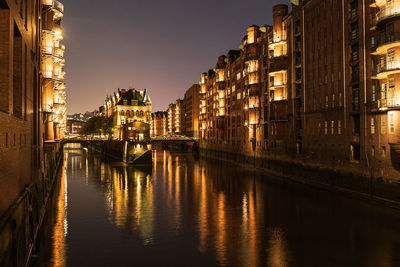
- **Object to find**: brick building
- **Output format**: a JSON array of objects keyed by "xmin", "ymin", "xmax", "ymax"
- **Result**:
[
  {"xmin": 0, "ymin": 0, "xmax": 43, "ymax": 216},
  {"xmin": 167, "ymin": 99, "xmax": 184, "ymax": 135},
  {"xmin": 41, "ymin": 0, "xmax": 66, "ymax": 141},
  {"xmin": 66, "ymin": 119, "xmax": 84, "ymax": 135},
  {"xmin": 150, "ymin": 111, "xmax": 167, "ymax": 137},
  {"xmin": 0, "ymin": 1, "xmax": 66, "ymax": 262},
  {"xmin": 183, "ymin": 84, "xmax": 200, "ymax": 138},
  {"xmin": 101, "ymin": 88, "xmax": 152, "ymax": 140},
  {"xmin": 195, "ymin": 1, "xmax": 400, "ymax": 180}
]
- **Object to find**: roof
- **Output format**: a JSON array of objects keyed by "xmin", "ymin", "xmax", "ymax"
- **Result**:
[{"xmin": 115, "ymin": 88, "xmax": 150, "ymax": 106}]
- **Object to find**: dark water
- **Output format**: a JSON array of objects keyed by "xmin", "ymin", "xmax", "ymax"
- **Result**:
[{"xmin": 32, "ymin": 144, "xmax": 400, "ymax": 267}]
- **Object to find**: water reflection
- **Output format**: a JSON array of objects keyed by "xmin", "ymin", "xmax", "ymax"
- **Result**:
[
  {"xmin": 108, "ymin": 167, "xmax": 154, "ymax": 244},
  {"xmin": 33, "ymin": 147, "xmax": 400, "ymax": 267}
]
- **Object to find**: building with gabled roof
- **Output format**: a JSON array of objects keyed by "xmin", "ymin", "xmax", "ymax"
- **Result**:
[{"xmin": 101, "ymin": 88, "xmax": 152, "ymax": 140}]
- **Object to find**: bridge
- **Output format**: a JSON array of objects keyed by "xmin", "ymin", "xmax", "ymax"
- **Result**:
[{"xmin": 151, "ymin": 135, "xmax": 198, "ymax": 152}]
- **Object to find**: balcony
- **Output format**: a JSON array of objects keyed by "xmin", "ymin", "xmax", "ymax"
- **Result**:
[
  {"xmin": 54, "ymin": 0, "xmax": 64, "ymax": 13},
  {"xmin": 41, "ymin": 0, "xmax": 54, "ymax": 6},
  {"xmin": 269, "ymin": 82, "xmax": 287, "ymax": 90},
  {"xmin": 376, "ymin": 4, "xmax": 400, "ymax": 24},
  {"xmin": 53, "ymin": 46, "xmax": 64, "ymax": 59},
  {"xmin": 268, "ymin": 35, "xmax": 287, "ymax": 48},
  {"xmin": 377, "ymin": 60, "xmax": 400, "ymax": 78},
  {"xmin": 269, "ymin": 56, "xmax": 288, "ymax": 73},
  {"xmin": 372, "ymin": 32, "xmax": 400, "ymax": 55}
]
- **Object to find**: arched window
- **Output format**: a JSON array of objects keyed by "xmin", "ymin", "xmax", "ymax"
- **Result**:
[
  {"xmin": 140, "ymin": 110, "xmax": 144, "ymax": 117},
  {"xmin": 136, "ymin": 110, "xmax": 140, "ymax": 117},
  {"xmin": 121, "ymin": 110, "xmax": 124, "ymax": 115}
]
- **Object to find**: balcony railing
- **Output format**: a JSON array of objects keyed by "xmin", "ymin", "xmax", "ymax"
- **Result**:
[
  {"xmin": 54, "ymin": 0, "xmax": 64, "ymax": 13},
  {"xmin": 377, "ymin": 32, "xmax": 400, "ymax": 48},
  {"xmin": 377, "ymin": 98, "xmax": 400, "ymax": 109},
  {"xmin": 377, "ymin": 60, "xmax": 400, "ymax": 73},
  {"xmin": 376, "ymin": 4, "xmax": 400, "ymax": 24},
  {"xmin": 268, "ymin": 35, "xmax": 287, "ymax": 45},
  {"xmin": 41, "ymin": 0, "xmax": 54, "ymax": 6}
]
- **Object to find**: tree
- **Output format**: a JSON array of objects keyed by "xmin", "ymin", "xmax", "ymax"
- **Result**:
[{"xmin": 79, "ymin": 116, "xmax": 114, "ymax": 138}]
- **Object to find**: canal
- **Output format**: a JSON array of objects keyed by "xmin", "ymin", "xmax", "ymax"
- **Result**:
[{"xmin": 31, "ymin": 144, "xmax": 400, "ymax": 267}]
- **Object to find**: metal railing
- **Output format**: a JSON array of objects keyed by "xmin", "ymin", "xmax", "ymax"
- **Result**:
[
  {"xmin": 377, "ymin": 97, "xmax": 400, "ymax": 108},
  {"xmin": 377, "ymin": 60, "xmax": 400, "ymax": 73},
  {"xmin": 377, "ymin": 32, "xmax": 400, "ymax": 48},
  {"xmin": 54, "ymin": 0, "xmax": 64, "ymax": 13},
  {"xmin": 376, "ymin": 4, "xmax": 400, "ymax": 24}
]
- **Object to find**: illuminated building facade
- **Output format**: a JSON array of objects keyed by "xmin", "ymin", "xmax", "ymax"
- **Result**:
[
  {"xmin": 195, "ymin": 1, "xmax": 400, "ymax": 180},
  {"xmin": 199, "ymin": 27, "xmax": 265, "ymax": 154},
  {"xmin": 151, "ymin": 111, "xmax": 167, "ymax": 137},
  {"xmin": 183, "ymin": 84, "xmax": 200, "ymax": 138},
  {"xmin": 167, "ymin": 99, "xmax": 184, "ymax": 135},
  {"xmin": 0, "ymin": 0, "xmax": 42, "ymax": 216},
  {"xmin": 102, "ymin": 88, "xmax": 152, "ymax": 140},
  {"xmin": 41, "ymin": 0, "xmax": 66, "ymax": 141},
  {"xmin": 0, "ymin": 0, "xmax": 66, "ymax": 263},
  {"xmin": 66, "ymin": 119, "xmax": 84, "ymax": 135}
]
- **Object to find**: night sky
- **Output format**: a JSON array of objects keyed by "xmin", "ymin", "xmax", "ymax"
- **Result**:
[{"xmin": 64, "ymin": 0, "xmax": 288, "ymax": 114}]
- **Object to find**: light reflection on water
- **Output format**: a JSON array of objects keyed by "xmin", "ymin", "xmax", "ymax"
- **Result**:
[{"xmin": 32, "ymin": 145, "xmax": 400, "ymax": 267}]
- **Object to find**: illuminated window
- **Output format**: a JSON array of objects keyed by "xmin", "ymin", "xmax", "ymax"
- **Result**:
[
  {"xmin": 381, "ymin": 116, "xmax": 387, "ymax": 134},
  {"xmin": 331, "ymin": 121, "xmax": 335, "ymax": 135},
  {"xmin": 371, "ymin": 118, "xmax": 375, "ymax": 134},
  {"xmin": 324, "ymin": 121, "xmax": 328, "ymax": 135},
  {"xmin": 389, "ymin": 113, "xmax": 395, "ymax": 133},
  {"xmin": 338, "ymin": 120, "xmax": 342, "ymax": 135},
  {"xmin": 237, "ymin": 93, "xmax": 241, "ymax": 100}
]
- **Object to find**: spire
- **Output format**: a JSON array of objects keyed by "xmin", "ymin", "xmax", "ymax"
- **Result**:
[{"xmin": 143, "ymin": 89, "xmax": 151, "ymax": 103}]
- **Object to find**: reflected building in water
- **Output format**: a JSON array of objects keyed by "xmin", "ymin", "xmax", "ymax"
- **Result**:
[{"xmin": 35, "ymin": 146, "xmax": 400, "ymax": 267}]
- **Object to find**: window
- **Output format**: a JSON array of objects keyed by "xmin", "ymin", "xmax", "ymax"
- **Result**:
[
  {"xmin": 0, "ymin": 5, "xmax": 10, "ymax": 112},
  {"xmin": 389, "ymin": 113, "xmax": 395, "ymax": 133},
  {"xmin": 325, "ymin": 95, "xmax": 329, "ymax": 109},
  {"xmin": 388, "ymin": 49, "xmax": 395, "ymax": 63},
  {"xmin": 237, "ymin": 93, "xmax": 241, "ymax": 100},
  {"xmin": 13, "ymin": 23, "xmax": 22, "ymax": 118},
  {"xmin": 339, "ymin": 93, "xmax": 343, "ymax": 107},
  {"xmin": 381, "ymin": 116, "xmax": 387, "ymax": 134},
  {"xmin": 237, "ymin": 72, "xmax": 241, "ymax": 80},
  {"xmin": 372, "ymin": 85, "xmax": 376, "ymax": 102},
  {"xmin": 324, "ymin": 121, "xmax": 328, "ymax": 135},
  {"xmin": 331, "ymin": 121, "xmax": 335, "ymax": 135},
  {"xmin": 371, "ymin": 117, "xmax": 375, "ymax": 134},
  {"xmin": 382, "ymin": 146, "xmax": 386, "ymax": 157},
  {"xmin": 338, "ymin": 120, "xmax": 342, "ymax": 135}
]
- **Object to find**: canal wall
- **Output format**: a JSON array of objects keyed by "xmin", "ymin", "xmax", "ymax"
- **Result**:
[
  {"xmin": 200, "ymin": 146, "xmax": 400, "ymax": 209},
  {"xmin": 0, "ymin": 142, "xmax": 63, "ymax": 267}
]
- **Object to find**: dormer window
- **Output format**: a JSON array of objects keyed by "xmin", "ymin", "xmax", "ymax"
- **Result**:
[{"xmin": 123, "ymin": 100, "xmax": 127, "ymax": 106}]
